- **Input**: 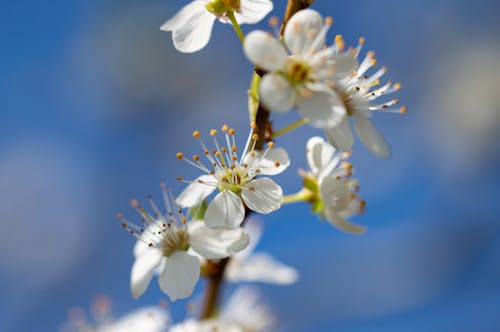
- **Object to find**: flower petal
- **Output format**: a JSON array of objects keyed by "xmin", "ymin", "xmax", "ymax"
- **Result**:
[
  {"xmin": 241, "ymin": 178, "xmax": 282, "ymax": 214},
  {"xmin": 188, "ymin": 222, "xmax": 249, "ymax": 259},
  {"xmin": 160, "ymin": 1, "xmax": 206, "ymax": 31},
  {"xmin": 166, "ymin": 6, "xmax": 216, "ymax": 53},
  {"xmin": 259, "ymin": 73, "xmax": 296, "ymax": 112},
  {"xmin": 176, "ymin": 175, "xmax": 216, "ymax": 208},
  {"xmin": 243, "ymin": 147, "xmax": 290, "ymax": 176},
  {"xmin": 244, "ymin": 31, "xmax": 287, "ymax": 71},
  {"xmin": 204, "ymin": 190, "xmax": 245, "ymax": 229},
  {"xmin": 105, "ymin": 306, "xmax": 171, "ymax": 332},
  {"xmin": 306, "ymin": 136, "xmax": 336, "ymax": 176},
  {"xmin": 298, "ymin": 86, "xmax": 346, "ymax": 128},
  {"xmin": 226, "ymin": 252, "xmax": 298, "ymax": 285},
  {"xmin": 325, "ymin": 116, "xmax": 354, "ymax": 152},
  {"xmin": 323, "ymin": 208, "xmax": 366, "ymax": 235},
  {"xmin": 284, "ymin": 9, "xmax": 324, "ymax": 55},
  {"xmin": 354, "ymin": 115, "xmax": 391, "ymax": 158},
  {"xmin": 130, "ymin": 248, "xmax": 163, "ymax": 299},
  {"xmin": 235, "ymin": 0, "xmax": 273, "ymax": 24},
  {"xmin": 158, "ymin": 251, "xmax": 200, "ymax": 301},
  {"xmin": 320, "ymin": 174, "xmax": 352, "ymax": 212}
]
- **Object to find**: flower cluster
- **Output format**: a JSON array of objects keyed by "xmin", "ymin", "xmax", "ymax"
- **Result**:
[{"xmin": 110, "ymin": 2, "xmax": 404, "ymax": 331}]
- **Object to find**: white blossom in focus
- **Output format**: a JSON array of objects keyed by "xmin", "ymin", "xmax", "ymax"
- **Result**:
[
  {"xmin": 120, "ymin": 184, "xmax": 249, "ymax": 301},
  {"xmin": 161, "ymin": 0, "xmax": 273, "ymax": 53},
  {"xmin": 244, "ymin": 9, "xmax": 357, "ymax": 128},
  {"xmin": 302, "ymin": 136, "xmax": 366, "ymax": 234},
  {"xmin": 60, "ymin": 295, "xmax": 170, "ymax": 332},
  {"xmin": 176, "ymin": 125, "xmax": 289, "ymax": 229},
  {"xmin": 171, "ymin": 286, "xmax": 274, "ymax": 332},
  {"xmin": 326, "ymin": 36, "xmax": 405, "ymax": 158},
  {"xmin": 226, "ymin": 217, "xmax": 298, "ymax": 284}
]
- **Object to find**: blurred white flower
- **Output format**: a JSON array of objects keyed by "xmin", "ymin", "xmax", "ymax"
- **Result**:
[
  {"xmin": 60, "ymin": 295, "xmax": 170, "ymax": 332},
  {"xmin": 302, "ymin": 136, "xmax": 366, "ymax": 234},
  {"xmin": 171, "ymin": 286, "xmax": 274, "ymax": 332},
  {"xmin": 326, "ymin": 36, "xmax": 405, "ymax": 158},
  {"xmin": 161, "ymin": 0, "xmax": 273, "ymax": 53},
  {"xmin": 120, "ymin": 184, "xmax": 249, "ymax": 301},
  {"xmin": 226, "ymin": 218, "xmax": 298, "ymax": 284},
  {"xmin": 244, "ymin": 9, "xmax": 357, "ymax": 127},
  {"xmin": 176, "ymin": 125, "xmax": 289, "ymax": 229}
]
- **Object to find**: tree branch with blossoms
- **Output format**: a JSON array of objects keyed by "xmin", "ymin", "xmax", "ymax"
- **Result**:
[{"xmin": 116, "ymin": 0, "xmax": 406, "ymax": 330}]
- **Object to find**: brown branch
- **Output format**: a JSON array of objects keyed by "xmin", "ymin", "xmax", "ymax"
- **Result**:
[{"xmin": 199, "ymin": 0, "xmax": 315, "ymax": 320}]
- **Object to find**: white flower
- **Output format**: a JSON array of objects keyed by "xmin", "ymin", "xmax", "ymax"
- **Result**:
[
  {"xmin": 161, "ymin": 0, "xmax": 273, "ymax": 53},
  {"xmin": 171, "ymin": 286, "xmax": 274, "ymax": 332},
  {"xmin": 119, "ymin": 184, "xmax": 249, "ymax": 301},
  {"xmin": 243, "ymin": 9, "xmax": 357, "ymax": 128},
  {"xmin": 226, "ymin": 217, "xmax": 298, "ymax": 284},
  {"xmin": 325, "ymin": 36, "xmax": 406, "ymax": 158},
  {"xmin": 302, "ymin": 136, "xmax": 366, "ymax": 234},
  {"xmin": 60, "ymin": 295, "xmax": 170, "ymax": 332},
  {"xmin": 175, "ymin": 125, "xmax": 289, "ymax": 229}
]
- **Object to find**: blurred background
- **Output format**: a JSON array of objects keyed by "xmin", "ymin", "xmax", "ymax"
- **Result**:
[{"xmin": 2, "ymin": 0, "xmax": 500, "ymax": 331}]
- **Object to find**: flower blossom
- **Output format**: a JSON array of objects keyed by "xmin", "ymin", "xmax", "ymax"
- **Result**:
[
  {"xmin": 326, "ymin": 35, "xmax": 406, "ymax": 158},
  {"xmin": 119, "ymin": 183, "xmax": 249, "ymax": 301},
  {"xmin": 60, "ymin": 295, "xmax": 170, "ymax": 332},
  {"xmin": 226, "ymin": 217, "xmax": 298, "ymax": 284},
  {"xmin": 161, "ymin": 0, "xmax": 273, "ymax": 53},
  {"xmin": 170, "ymin": 286, "xmax": 274, "ymax": 332},
  {"xmin": 243, "ymin": 9, "xmax": 357, "ymax": 128},
  {"xmin": 175, "ymin": 124, "xmax": 289, "ymax": 229},
  {"xmin": 301, "ymin": 136, "xmax": 366, "ymax": 234}
]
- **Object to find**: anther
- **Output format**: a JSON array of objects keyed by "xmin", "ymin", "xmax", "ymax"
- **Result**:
[
  {"xmin": 325, "ymin": 17, "xmax": 333, "ymax": 25},
  {"xmin": 250, "ymin": 121, "xmax": 257, "ymax": 129},
  {"xmin": 229, "ymin": 128, "xmax": 235, "ymax": 135},
  {"xmin": 160, "ymin": 182, "xmax": 166, "ymax": 189},
  {"xmin": 222, "ymin": 124, "xmax": 229, "ymax": 132},
  {"xmin": 130, "ymin": 199, "xmax": 139, "ymax": 209},
  {"xmin": 359, "ymin": 37, "xmax": 366, "ymax": 44},
  {"xmin": 117, "ymin": 213, "xmax": 124, "ymax": 220},
  {"xmin": 274, "ymin": 161, "xmax": 280, "ymax": 167},
  {"xmin": 252, "ymin": 134, "xmax": 259, "ymax": 141},
  {"xmin": 176, "ymin": 176, "xmax": 183, "ymax": 181},
  {"xmin": 400, "ymin": 106, "xmax": 407, "ymax": 114},
  {"xmin": 268, "ymin": 141, "xmax": 274, "ymax": 148},
  {"xmin": 192, "ymin": 130, "xmax": 200, "ymax": 138},
  {"xmin": 210, "ymin": 129, "xmax": 217, "ymax": 136},
  {"xmin": 268, "ymin": 16, "xmax": 279, "ymax": 27},
  {"xmin": 176, "ymin": 152, "xmax": 184, "ymax": 159}
]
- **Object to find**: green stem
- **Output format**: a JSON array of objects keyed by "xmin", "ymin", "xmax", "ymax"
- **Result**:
[
  {"xmin": 283, "ymin": 188, "xmax": 313, "ymax": 204},
  {"xmin": 271, "ymin": 118, "xmax": 310, "ymax": 139},
  {"xmin": 226, "ymin": 10, "xmax": 245, "ymax": 43}
]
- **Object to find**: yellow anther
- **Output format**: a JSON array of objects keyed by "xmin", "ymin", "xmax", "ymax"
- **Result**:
[
  {"xmin": 252, "ymin": 134, "xmax": 259, "ymax": 141},
  {"xmin": 392, "ymin": 99, "xmax": 400, "ymax": 104},
  {"xmin": 274, "ymin": 161, "xmax": 280, "ymax": 167},
  {"xmin": 367, "ymin": 51, "xmax": 375, "ymax": 58},
  {"xmin": 359, "ymin": 37, "xmax": 365, "ymax": 45},
  {"xmin": 268, "ymin": 16, "xmax": 279, "ymax": 27},
  {"xmin": 193, "ymin": 155, "xmax": 200, "ymax": 162},
  {"xmin": 181, "ymin": 216, "xmax": 187, "ymax": 224},
  {"xmin": 176, "ymin": 176, "xmax": 183, "ymax": 181},
  {"xmin": 393, "ymin": 82, "xmax": 402, "ymax": 90},
  {"xmin": 400, "ymin": 106, "xmax": 407, "ymax": 114},
  {"xmin": 325, "ymin": 17, "xmax": 333, "ymax": 25},
  {"xmin": 371, "ymin": 59, "xmax": 377, "ymax": 66},
  {"xmin": 250, "ymin": 121, "xmax": 257, "ymax": 129},
  {"xmin": 210, "ymin": 129, "xmax": 217, "ymax": 136},
  {"xmin": 221, "ymin": 147, "xmax": 227, "ymax": 153},
  {"xmin": 222, "ymin": 124, "xmax": 229, "ymax": 131},
  {"xmin": 231, "ymin": 146, "xmax": 237, "ymax": 152},
  {"xmin": 176, "ymin": 152, "xmax": 184, "ymax": 159},
  {"xmin": 192, "ymin": 130, "xmax": 200, "ymax": 138},
  {"xmin": 340, "ymin": 161, "xmax": 353, "ymax": 170},
  {"xmin": 229, "ymin": 128, "xmax": 235, "ymax": 135},
  {"xmin": 268, "ymin": 141, "xmax": 275, "ymax": 148}
]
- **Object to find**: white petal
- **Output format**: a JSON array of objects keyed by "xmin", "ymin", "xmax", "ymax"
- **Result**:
[
  {"xmin": 204, "ymin": 190, "xmax": 245, "ymax": 229},
  {"xmin": 306, "ymin": 136, "xmax": 337, "ymax": 176},
  {"xmin": 235, "ymin": 217, "xmax": 263, "ymax": 259},
  {"xmin": 130, "ymin": 248, "xmax": 163, "ymax": 299},
  {"xmin": 260, "ymin": 73, "xmax": 296, "ymax": 112},
  {"xmin": 158, "ymin": 251, "xmax": 200, "ymax": 301},
  {"xmin": 176, "ymin": 175, "xmax": 216, "ymax": 208},
  {"xmin": 325, "ymin": 116, "xmax": 354, "ymax": 152},
  {"xmin": 160, "ymin": 1, "xmax": 206, "ymax": 31},
  {"xmin": 244, "ymin": 147, "xmax": 290, "ymax": 176},
  {"xmin": 226, "ymin": 252, "xmax": 298, "ymax": 285},
  {"xmin": 169, "ymin": 8, "xmax": 216, "ymax": 53},
  {"xmin": 241, "ymin": 178, "xmax": 282, "ymax": 214},
  {"xmin": 354, "ymin": 115, "xmax": 391, "ymax": 158},
  {"xmin": 298, "ymin": 86, "xmax": 346, "ymax": 128},
  {"xmin": 188, "ymin": 222, "xmax": 249, "ymax": 259},
  {"xmin": 323, "ymin": 208, "xmax": 366, "ymax": 235},
  {"xmin": 235, "ymin": 0, "xmax": 273, "ymax": 24},
  {"xmin": 320, "ymin": 174, "xmax": 352, "ymax": 212},
  {"xmin": 244, "ymin": 31, "xmax": 287, "ymax": 71},
  {"xmin": 284, "ymin": 9, "xmax": 324, "ymax": 55},
  {"xmin": 104, "ymin": 306, "xmax": 171, "ymax": 332}
]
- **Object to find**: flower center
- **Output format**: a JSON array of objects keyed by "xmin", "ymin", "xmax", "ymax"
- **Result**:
[
  {"xmin": 284, "ymin": 58, "xmax": 312, "ymax": 86},
  {"xmin": 160, "ymin": 227, "xmax": 189, "ymax": 257},
  {"xmin": 205, "ymin": 0, "xmax": 241, "ymax": 16},
  {"xmin": 217, "ymin": 167, "xmax": 250, "ymax": 194}
]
